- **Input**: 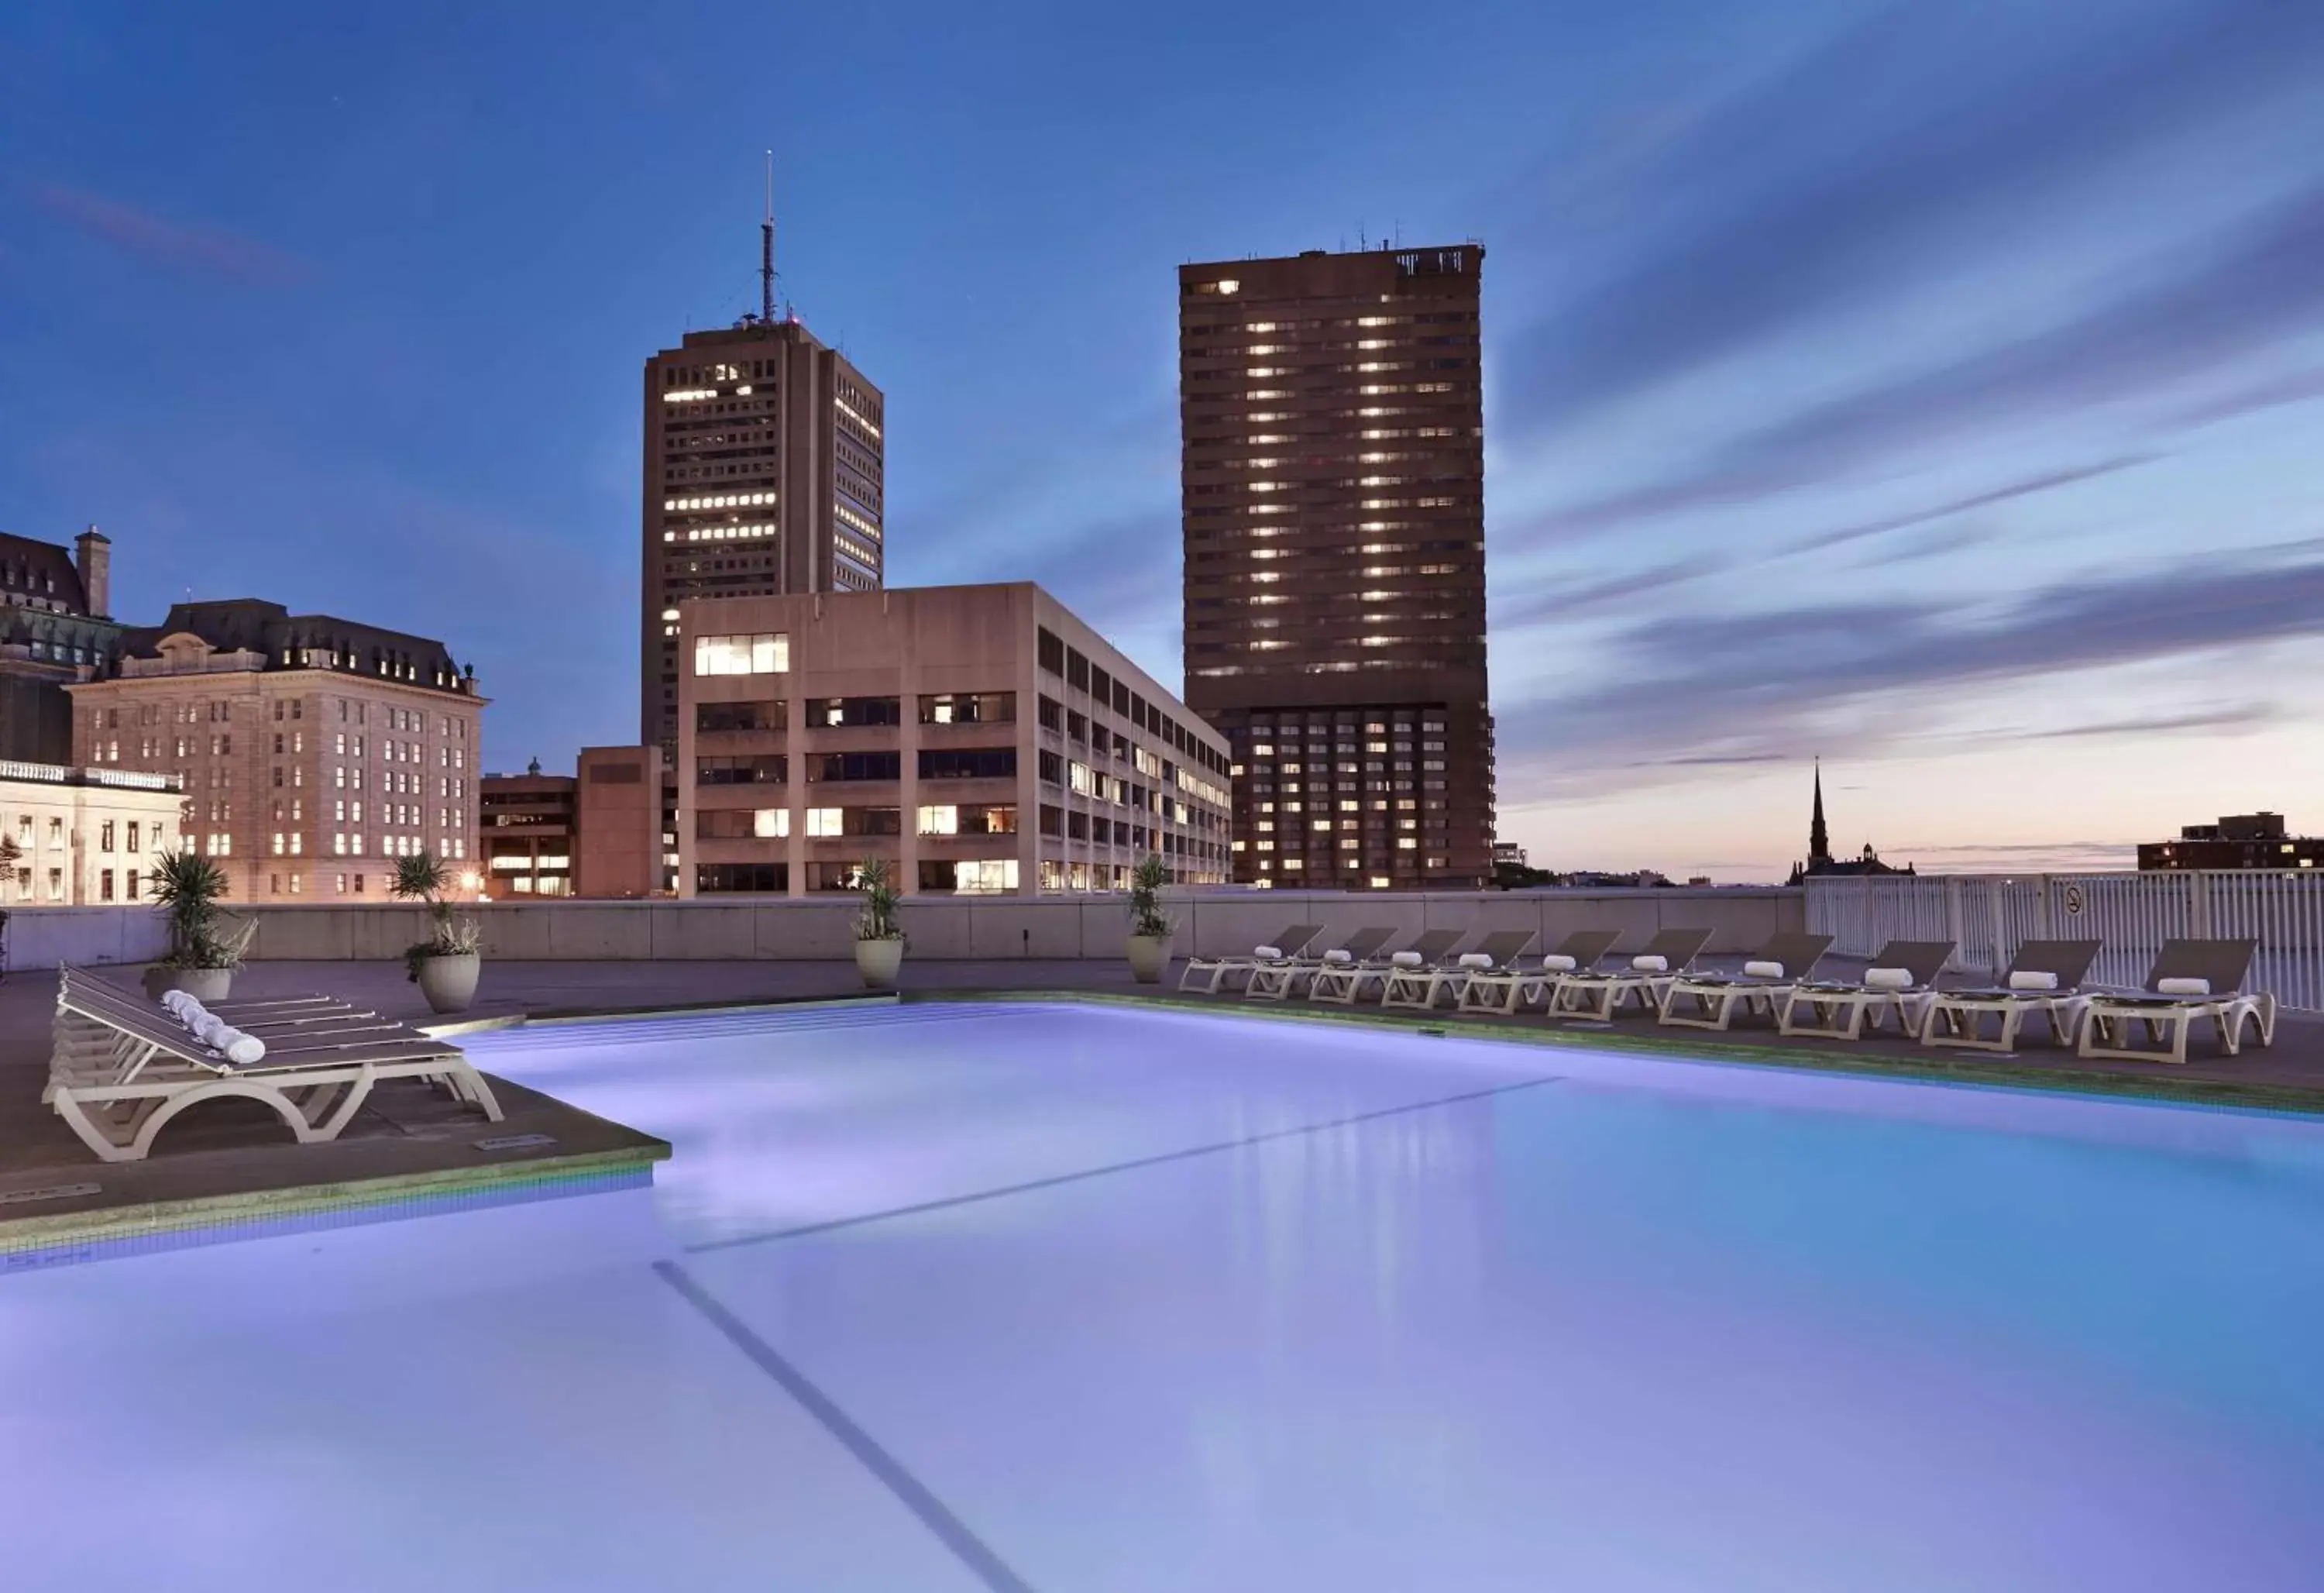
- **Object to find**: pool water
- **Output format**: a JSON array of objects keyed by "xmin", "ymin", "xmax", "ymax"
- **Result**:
[{"xmin": 5, "ymin": 1002, "xmax": 2323, "ymax": 1591}]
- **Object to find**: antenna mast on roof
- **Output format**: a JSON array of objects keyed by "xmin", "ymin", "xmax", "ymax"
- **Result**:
[{"xmin": 760, "ymin": 150, "xmax": 778, "ymax": 327}]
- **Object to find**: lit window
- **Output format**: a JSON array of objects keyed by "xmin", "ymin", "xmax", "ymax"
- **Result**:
[
  {"xmin": 753, "ymin": 809, "xmax": 789, "ymax": 838},
  {"xmin": 806, "ymin": 807, "xmax": 843, "ymax": 838},
  {"xmin": 694, "ymin": 633, "xmax": 789, "ymax": 676}
]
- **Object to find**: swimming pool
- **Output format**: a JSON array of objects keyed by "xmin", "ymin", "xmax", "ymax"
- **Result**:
[{"xmin": 6, "ymin": 1001, "xmax": 2322, "ymax": 1591}]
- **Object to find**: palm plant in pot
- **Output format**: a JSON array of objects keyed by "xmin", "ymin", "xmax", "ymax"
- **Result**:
[
  {"xmin": 851, "ymin": 856, "xmax": 906, "ymax": 989},
  {"xmin": 149, "ymin": 848, "xmax": 246, "ymax": 1001},
  {"xmin": 391, "ymin": 850, "xmax": 483, "ymax": 1013},
  {"xmin": 1126, "ymin": 853, "xmax": 1175, "ymax": 983}
]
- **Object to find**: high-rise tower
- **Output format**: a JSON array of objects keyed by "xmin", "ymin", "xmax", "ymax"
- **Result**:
[
  {"xmin": 1177, "ymin": 243, "xmax": 1493, "ymax": 889},
  {"xmin": 640, "ymin": 199, "xmax": 885, "ymax": 758}
]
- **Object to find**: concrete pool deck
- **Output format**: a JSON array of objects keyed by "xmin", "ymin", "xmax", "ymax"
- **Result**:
[{"xmin": 2, "ymin": 955, "xmax": 2319, "ymax": 1260}]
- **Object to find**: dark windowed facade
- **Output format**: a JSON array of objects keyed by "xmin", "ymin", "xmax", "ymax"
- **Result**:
[{"xmin": 1178, "ymin": 244, "xmax": 1494, "ymax": 889}]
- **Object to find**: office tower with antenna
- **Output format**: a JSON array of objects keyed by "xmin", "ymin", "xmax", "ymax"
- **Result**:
[{"xmin": 638, "ymin": 159, "xmax": 886, "ymax": 770}]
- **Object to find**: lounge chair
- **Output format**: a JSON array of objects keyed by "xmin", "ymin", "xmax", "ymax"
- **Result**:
[
  {"xmin": 1246, "ymin": 925, "xmax": 1397, "ymax": 1000},
  {"xmin": 2076, "ymin": 939, "xmax": 2278, "ymax": 1065},
  {"xmin": 1382, "ymin": 929, "xmax": 1537, "ymax": 1011},
  {"xmin": 1546, "ymin": 928, "xmax": 1715, "ymax": 1020},
  {"xmin": 1657, "ymin": 932, "xmax": 1835, "ymax": 1031},
  {"xmin": 1918, "ymin": 939, "xmax": 2102, "ymax": 1053},
  {"xmin": 1177, "ymin": 924, "xmax": 1325, "ymax": 994},
  {"xmin": 1776, "ymin": 940, "xmax": 1957, "ymax": 1041},
  {"xmin": 1309, "ymin": 927, "xmax": 1463, "ymax": 1005},
  {"xmin": 1457, "ymin": 929, "xmax": 1621, "ymax": 1016},
  {"xmin": 46, "ymin": 964, "xmax": 503, "ymax": 1164}
]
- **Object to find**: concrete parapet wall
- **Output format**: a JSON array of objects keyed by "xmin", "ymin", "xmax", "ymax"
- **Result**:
[
  {"xmin": 0, "ymin": 906, "xmax": 172, "ymax": 973},
  {"xmin": 2, "ymin": 889, "xmax": 1800, "ymax": 969}
]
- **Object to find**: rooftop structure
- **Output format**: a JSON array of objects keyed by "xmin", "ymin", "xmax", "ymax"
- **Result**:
[{"xmin": 2140, "ymin": 811, "xmax": 2322, "ymax": 872}]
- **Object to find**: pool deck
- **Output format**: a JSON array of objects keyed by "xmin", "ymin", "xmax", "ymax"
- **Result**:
[{"xmin": 2, "ymin": 955, "xmax": 2319, "ymax": 1260}]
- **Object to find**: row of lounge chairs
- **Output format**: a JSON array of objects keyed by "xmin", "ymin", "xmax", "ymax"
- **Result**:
[
  {"xmin": 46, "ymin": 962, "xmax": 502, "ymax": 1162},
  {"xmin": 1180, "ymin": 925, "xmax": 2278, "ymax": 1065}
]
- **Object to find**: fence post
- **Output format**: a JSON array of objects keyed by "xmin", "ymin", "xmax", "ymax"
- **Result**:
[
  {"xmin": 1986, "ymin": 878, "xmax": 2007, "ymax": 978},
  {"xmin": 1944, "ymin": 876, "xmax": 1962, "ymax": 971},
  {"xmin": 2189, "ymin": 872, "xmax": 2213, "ymax": 940},
  {"xmin": 2032, "ymin": 875, "xmax": 2051, "ymax": 940}
]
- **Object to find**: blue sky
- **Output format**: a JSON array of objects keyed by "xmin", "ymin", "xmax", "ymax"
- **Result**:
[{"xmin": 6, "ymin": 1, "xmax": 2323, "ymax": 879}]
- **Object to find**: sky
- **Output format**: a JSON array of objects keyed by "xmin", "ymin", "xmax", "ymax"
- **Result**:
[{"xmin": 5, "ymin": 0, "xmax": 2323, "ymax": 882}]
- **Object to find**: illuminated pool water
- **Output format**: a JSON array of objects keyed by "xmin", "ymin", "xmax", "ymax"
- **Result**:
[{"xmin": 6, "ymin": 1002, "xmax": 2323, "ymax": 1591}]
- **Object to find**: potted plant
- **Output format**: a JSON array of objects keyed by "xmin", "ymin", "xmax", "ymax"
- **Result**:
[
  {"xmin": 148, "ymin": 848, "xmax": 246, "ymax": 1001},
  {"xmin": 391, "ymin": 850, "xmax": 483, "ymax": 1013},
  {"xmin": 1126, "ymin": 853, "xmax": 1174, "ymax": 983},
  {"xmin": 851, "ymin": 856, "xmax": 906, "ymax": 989}
]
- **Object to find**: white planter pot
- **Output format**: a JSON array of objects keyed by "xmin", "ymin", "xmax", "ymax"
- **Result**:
[
  {"xmin": 150, "ymin": 965, "xmax": 234, "ymax": 1003},
  {"xmin": 1126, "ymin": 934, "xmax": 1174, "ymax": 984},
  {"xmin": 414, "ymin": 951, "xmax": 482, "ymax": 1014},
  {"xmin": 854, "ymin": 938, "xmax": 905, "ymax": 990}
]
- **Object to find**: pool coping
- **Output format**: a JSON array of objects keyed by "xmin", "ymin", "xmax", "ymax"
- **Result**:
[{"xmin": 0, "ymin": 1143, "xmax": 669, "ymax": 1267}]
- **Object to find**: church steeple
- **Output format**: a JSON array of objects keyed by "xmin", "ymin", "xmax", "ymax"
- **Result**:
[{"xmin": 1809, "ymin": 759, "xmax": 1831, "ymax": 867}]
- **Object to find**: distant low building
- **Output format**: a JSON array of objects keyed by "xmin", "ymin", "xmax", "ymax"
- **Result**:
[
  {"xmin": 2138, "ymin": 812, "xmax": 2322, "ymax": 872},
  {"xmin": 1786, "ymin": 762, "xmax": 1913, "ymax": 885},
  {"xmin": 480, "ymin": 746, "xmax": 665, "ymax": 899}
]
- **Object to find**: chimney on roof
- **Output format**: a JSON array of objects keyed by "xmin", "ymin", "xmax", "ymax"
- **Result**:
[{"xmin": 74, "ymin": 525, "xmax": 111, "ymax": 618}]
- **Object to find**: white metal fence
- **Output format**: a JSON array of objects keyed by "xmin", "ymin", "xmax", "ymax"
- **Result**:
[{"xmin": 1806, "ymin": 872, "xmax": 2324, "ymax": 1012}]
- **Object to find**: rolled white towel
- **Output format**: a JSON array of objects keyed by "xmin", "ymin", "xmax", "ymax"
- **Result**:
[
  {"xmin": 1457, "ymin": 952, "xmax": 1495, "ymax": 970},
  {"xmin": 1742, "ymin": 960, "xmax": 1786, "ymax": 979},
  {"xmin": 1631, "ymin": 955, "xmax": 1668, "ymax": 972},
  {"xmin": 1539, "ymin": 953, "xmax": 1577, "ymax": 972},
  {"xmin": 1863, "ymin": 967, "xmax": 1914, "ymax": 991},
  {"xmin": 1252, "ymin": 945, "xmax": 1284, "ymax": 961},
  {"xmin": 194, "ymin": 1015, "xmax": 233, "ymax": 1049},
  {"xmin": 217, "ymin": 1029, "xmax": 266, "ymax": 1066},
  {"xmin": 160, "ymin": 989, "xmax": 194, "ymax": 1020},
  {"xmin": 2008, "ymin": 970, "xmax": 2058, "ymax": 992},
  {"xmin": 1323, "ymin": 949, "xmax": 1354, "ymax": 965},
  {"xmin": 1390, "ymin": 951, "xmax": 1424, "ymax": 968},
  {"xmin": 2157, "ymin": 976, "xmax": 2212, "ymax": 997}
]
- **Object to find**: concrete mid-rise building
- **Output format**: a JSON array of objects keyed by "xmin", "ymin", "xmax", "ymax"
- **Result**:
[
  {"xmin": 1, "ymin": 526, "xmax": 122, "ymax": 765},
  {"xmin": 1178, "ymin": 244, "xmax": 1494, "ymax": 889},
  {"xmin": 0, "ymin": 759, "xmax": 184, "ymax": 907},
  {"xmin": 676, "ymin": 583, "xmax": 1230, "ymax": 897},
  {"xmin": 67, "ymin": 600, "xmax": 486, "ymax": 902}
]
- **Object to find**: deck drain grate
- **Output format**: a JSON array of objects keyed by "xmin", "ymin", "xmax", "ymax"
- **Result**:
[
  {"xmin": 0, "ymin": 1182, "xmax": 101, "ymax": 1206},
  {"xmin": 475, "ymin": 1133, "xmax": 558, "ymax": 1151}
]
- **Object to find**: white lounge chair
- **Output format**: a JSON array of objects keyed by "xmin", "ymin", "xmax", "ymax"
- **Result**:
[
  {"xmin": 46, "ymin": 964, "xmax": 503, "ymax": 1164},
  {"xmin": 1657, "ymin": 932, "xmax": 1835, "ymax": 1032},
  {"xmin": 1776, "ymin": 940, "xmax": 1957, "ymax": 1041},
  {"xmin": 1177, "ymin": 924, "xmax": 1325, "ymax": 994},
  {"xmin": 1918, "ymin": 940, "xmax": 2102, "ymax": 1053},
  {"xmin": 1382, "ymin": 929, "xmax": 1537, "ymax": 1012},
  {"xmin": 1458, "ymin": 930, "xmax": 1620, "ymax": 1016},
  {"xmin": 1246, "ymin": 926, "xmax": 1398, "ymax": 1000},
  {"xmin": 2077, "ymin": 939, "xmax": 2278, "ymax": 1065},
  {"xmin": 1546, "ymin": 928, "xmax": 1714, "ymax": 1020},
  {"xmin": 1308, "ymin": 927, "xmax": 1463, "ymax": 1005}
]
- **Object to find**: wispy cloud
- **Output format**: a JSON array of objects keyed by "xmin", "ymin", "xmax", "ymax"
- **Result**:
[
  {"xmin": 1498, "ymin": 0, "xmax": 2324, "ymax": 438},
  {"xmin": 1527, "ymin": 174, "xmax": 2324, "ymax": 537},
  {"xmin": 1777, "ymin": 455, "xmax": 2159, "ymax": 558},
  {"xmin": 29, "ymin": 182, "xmax": 307, "ymax": 284},
  {"xmin": 1496, "ymin": 542, "xmax": 2324, "ymax": 793}
]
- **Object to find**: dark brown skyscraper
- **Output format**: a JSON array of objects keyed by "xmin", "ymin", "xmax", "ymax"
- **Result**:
[
  {"xmin": 641, "ymin": 315, "xmax": 885, "ymax": 757},
  {"xmin": 1179, "ymin": 244, "xmax": 1494, "ymax": 889}
]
